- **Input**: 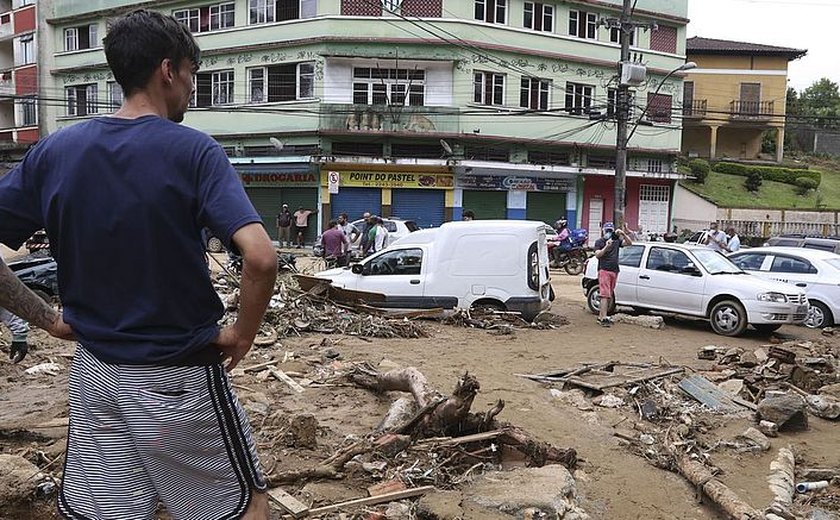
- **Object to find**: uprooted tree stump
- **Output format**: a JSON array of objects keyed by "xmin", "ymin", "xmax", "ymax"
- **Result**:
[{"xmin": 267, "ymin": 365, "xmax": 576, "ymax": 485}]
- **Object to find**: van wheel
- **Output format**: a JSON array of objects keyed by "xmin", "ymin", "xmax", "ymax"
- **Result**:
[
  {"xmin": 805, "ymin": 301, "xmax": 833, "ymax": 329},
  {"xmin": 710, "ymin": 299, "xmax": 748, "ymax": 337},
  {"xmin": 471, "ymin": 300, "xmax": 505, "ymax": 313},
  {"xmin": 586, "ymin": 285, "xmax": 615, "ymax": 315},
  {"xmin": 207, "ymin": 237, "xmax": 224, "ymax": 253}
]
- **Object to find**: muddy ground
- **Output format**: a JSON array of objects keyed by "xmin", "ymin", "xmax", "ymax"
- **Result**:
[{"xmin": 1, "ymin": 254, "xmax": 838, "ymax": 519}]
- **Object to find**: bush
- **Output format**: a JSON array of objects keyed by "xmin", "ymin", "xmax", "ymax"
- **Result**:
[
  {"xmin": 795, "ymin": 176, "xmax": 819, "ymax": 195},
  {"xmin": 712, "ymin": 162, "xmax": 822, "ymax": 186},
  {"xmin": 744, "ymin": 171, "xmax": 763, "ymax": 192},
  {"xmin": 688, "ymin": 159, "xmax": 711, "ymax": 184}
]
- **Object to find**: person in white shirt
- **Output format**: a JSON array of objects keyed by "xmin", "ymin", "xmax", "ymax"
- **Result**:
[
  {"xmin": 705, "ymin": 221, "xmax": 728, "ymax": 252},
  {"xmin": 725, "ymin": 227, "xmax": 741, "ymax": 252},
  {"xmin": 373, "ymin": 217, "xmax": 389, "ymax": 253}
]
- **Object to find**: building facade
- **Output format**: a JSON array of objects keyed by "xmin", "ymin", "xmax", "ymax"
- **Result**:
[
  {"xmin": 0, "ymin": 0, "xmax": 40, "ymax": 160},
  {"xmin": 44, "ymin": 0, "xmax": 688, "ymax": 240},
  {"xmin": 682, "ymin": 36, "xmax": 806, "ymax": 163}
]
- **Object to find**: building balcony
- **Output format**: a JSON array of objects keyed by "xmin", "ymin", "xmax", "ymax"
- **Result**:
[
  {"xmin": 0, "ymin": 75, "xmax": 13, "ymax": 96},
  {"xmin": 682, "ymin": 99, "xmax": 707, "ymax": 119},
  {"xmin": 0, "ymin": 17, "xmax": 11, "ymax": 41},
  {"xmin": 730, "ymin": 100, "xmax": 775, "ymax": 121},
  {"xmin": 319, "ymin": 104, "xmax": 459, "ymax": 136}
]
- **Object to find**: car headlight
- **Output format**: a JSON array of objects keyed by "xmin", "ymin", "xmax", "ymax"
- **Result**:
[{"xmin": 757, "ymin": 292, "xmax": 788, "ymax": 303}]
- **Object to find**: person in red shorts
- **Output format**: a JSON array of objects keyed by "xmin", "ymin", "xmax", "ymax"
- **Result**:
[{"xmin": 593, "ymin": 222, "xmax": 632, "ymax": 327}]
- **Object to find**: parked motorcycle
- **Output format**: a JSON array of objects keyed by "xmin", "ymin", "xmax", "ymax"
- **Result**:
[{"xmin": 548, "ymin": 228, "xmax": 591, "ymax": 275}]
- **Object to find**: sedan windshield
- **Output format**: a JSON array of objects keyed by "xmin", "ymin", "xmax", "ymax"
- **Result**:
[{"xmin": 693, "ymin": 249, "xmax": 743, "ymax": 274}]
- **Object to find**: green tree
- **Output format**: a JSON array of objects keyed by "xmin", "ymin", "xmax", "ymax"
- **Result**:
[{"xmin": 798, "ymin": 78, "xmax": 840, "ymax": 129}]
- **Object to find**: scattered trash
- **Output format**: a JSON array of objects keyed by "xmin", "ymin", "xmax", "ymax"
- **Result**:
[
  {"xmin": 610, "ymin": 313, "xmax": 665, "ymax": 330},
  {"xmin": 594, "ymin": 394, "xmax": 625, "ymax": 408},
  {"xmin": 796, "ymin": 481, "xmax": 830, "ymax": 493},
  {"xmin": 23, "ymin": 362, "xmax": 62, "ymax": 376}
]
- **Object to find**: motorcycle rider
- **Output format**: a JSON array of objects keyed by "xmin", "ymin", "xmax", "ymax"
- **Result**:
[{"xmin": 555, "ymin": 217, "xmax": 571, "ymax": 243}]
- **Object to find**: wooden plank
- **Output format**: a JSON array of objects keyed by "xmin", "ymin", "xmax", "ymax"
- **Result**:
[
  {"xmin": 678, "ymin": 375, "xmax": 750, "ymax": 412},
  {"xmin": 268, "ymin": 487, "xmax": 309, "ymax": 518},
  {"xmin": 414, "ymin": 430, "xmax": 504, "ymax": 447},
  {"xmin": 242, "ymin": 359, "xmax": 279, "ymax": 373},
  {"xmin": 268, "ymin": 367, "xmax": 305, "ymax": 394},
  {"xmin": 294, "ymin": 275, "xmax": 386, "ymax": 303},
  {"xmin": 592, "ymin": 367, "xmax": 685, "ymax": 390},
  {"xmin": 306, "ymin": 486, "xmax": 435, "ymax": 515}
]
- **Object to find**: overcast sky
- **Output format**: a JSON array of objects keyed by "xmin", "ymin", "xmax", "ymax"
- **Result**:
[{"xmin": 687, "ymin": 0, "xmax": 840, "ymax": 92}]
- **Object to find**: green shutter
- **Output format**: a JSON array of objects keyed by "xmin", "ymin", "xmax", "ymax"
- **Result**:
[
  {"xmin": 245, "ymin": 187, "xmax": 318, "ymax": 241},
  {"xmin": 463, "ymin": 190, "xmax": 507, "ymax": 219},
  {"xmin": 526, "ymin": 192, "xmax": 567, "ymax": 224}
]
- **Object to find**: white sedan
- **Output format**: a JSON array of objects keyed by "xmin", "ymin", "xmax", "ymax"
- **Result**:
[
  {"xmin": 729, "ymin": 247, "xmax": 840, "ymax": 329},
  {"xmin": 582, "ymin": 243, "xmax": 808, "ymax": 336}
]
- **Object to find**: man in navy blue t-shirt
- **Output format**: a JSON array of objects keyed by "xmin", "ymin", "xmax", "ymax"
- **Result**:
[{"xmin": 0, "ymin": 10, "xmax": 276, "ymax": 520}]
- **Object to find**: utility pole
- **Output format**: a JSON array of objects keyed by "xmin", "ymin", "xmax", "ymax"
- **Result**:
[{"xmin": 613, "ymin": 0, "xmax": 633, "ymax": 230}]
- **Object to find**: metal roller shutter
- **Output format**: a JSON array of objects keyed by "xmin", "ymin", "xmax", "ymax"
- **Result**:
[
  {"xmin": 526, "ymin": 192, "xmax": 567, "ymax": 225},
  {"xmin": 246, "ymin": 187, "xmax": 318, "ymax": 242},
  {"xmin": 330, "ymin": 187, "xmax": 382, "ymax": 221},
  {"xmin": 462, "ymin": 190, "xmax": 507, "ymax": 219},
  {"xmin": 392, "ymin": 189, "xmax": 445, "ymax": 228}
]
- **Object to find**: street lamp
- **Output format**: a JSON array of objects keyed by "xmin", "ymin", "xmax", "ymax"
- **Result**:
[
  {"xmin": 626, "ymin": 61, "xmax": 697, "ymax": 143},
  {"xmin": 613, "ymin": 61, "xmax": 696, "ymax": 230}
]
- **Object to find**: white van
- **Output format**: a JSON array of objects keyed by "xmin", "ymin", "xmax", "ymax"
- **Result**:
[{"xmin": 314, "ymin": 220, "xmax": 553, "ymax": 319}]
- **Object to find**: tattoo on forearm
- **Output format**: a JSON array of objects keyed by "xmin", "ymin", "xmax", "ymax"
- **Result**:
[{"xmin": 0, "ymin": 256, "xmax": 58, "ymax": 330}]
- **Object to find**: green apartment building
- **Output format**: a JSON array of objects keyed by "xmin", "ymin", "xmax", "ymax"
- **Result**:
[{"xmin": 43, "ymin": 0, "xmax": 688, "ymax": 243}]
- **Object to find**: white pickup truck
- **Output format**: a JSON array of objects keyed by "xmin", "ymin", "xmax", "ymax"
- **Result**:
[{"xmin": 582, "ymin": 242, "xmax": 808, "ymax": 336}]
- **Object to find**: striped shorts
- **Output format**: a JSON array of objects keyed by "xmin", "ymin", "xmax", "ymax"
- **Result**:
[{"xmin": 58, "ymin": 345, "xmax": 266, "ymax": 520}]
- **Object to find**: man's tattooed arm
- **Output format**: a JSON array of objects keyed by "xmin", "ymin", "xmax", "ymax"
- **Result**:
[{"xmin": 0, "ymin": 256, "xmax": 74, "ymax": 340}]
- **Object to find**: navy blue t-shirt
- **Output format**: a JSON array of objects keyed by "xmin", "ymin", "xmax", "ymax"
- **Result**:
[{"xmin": 0, "ymin": 116, "xmax": 262, "ymax": 365}]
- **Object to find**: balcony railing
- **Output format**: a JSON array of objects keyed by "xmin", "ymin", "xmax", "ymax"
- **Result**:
[
  {"xmin": 320, "ymin": 104, "xmax": 459, "ymax": 135},
  {"xmin": 0, "ymin": 76, "xmax": 13, "ymax": 96},
  {"xmin": 682, "ymin": 99, "xmax": 707, "ymax": 118},
  {"xmin": 730, "ymin": 100, "xmax": 775, "ymax": 120}
]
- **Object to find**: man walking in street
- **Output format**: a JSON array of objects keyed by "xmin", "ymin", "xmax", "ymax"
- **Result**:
[
  {"xmin": 0, "ymin": 10, "xmax": 276, "ymax": 520},
  {"xmin": 593, "ymin": 222, "xmax": 632, "ymax": 327},
  {"xmin": 293, "ymin": 206, "xmax": 314, "ymax": 248},
  {"xmin": 277, "ymin": 203, "xmax": 292, "ymax": 248}
]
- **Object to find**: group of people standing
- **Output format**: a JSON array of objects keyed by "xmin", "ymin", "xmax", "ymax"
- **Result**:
[
  {"xmin": 275, "ymin": 204, "xmax": 314, "ymax": 248},
  {"xmin": 705, "ymin": 221, "xmax": 741, "ymax": 253},
  {"xmin": 320, "ymin": 212, "xmax": 389, "ymax": 266}
]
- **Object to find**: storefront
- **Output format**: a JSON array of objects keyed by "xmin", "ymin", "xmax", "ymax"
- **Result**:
[
  {"xmin": 321, "ymin": 164, "xmax": 455, "ymax": 229},
  {"xmin": 235, "ymin": 162, "xmax": 319, "ymax": 242},
  {"xmin": 581, "ymin": 174, "xmax": 676, "ymax": 245},
  {"xmin": 455, "ymin": 167, "xmax": 577, "ymax": 225}
]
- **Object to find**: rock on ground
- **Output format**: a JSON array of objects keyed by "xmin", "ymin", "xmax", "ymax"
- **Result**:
[
  {"xmin": 757, "ymin": 393, "xmax": 808, "ymax": 431},
  {"xmin": 0, "ymin": 454, "xmax": 42, "ymax": 504},
  {"xmin": 463, "ymin": 465, "xmax": 588, "ymax": 519}
]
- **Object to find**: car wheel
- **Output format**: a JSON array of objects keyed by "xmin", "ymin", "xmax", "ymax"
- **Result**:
[
  {"xmin": 586, "ymin": 285, "xmax": 616, "ymax": 315},
  {"xmin": 805, "ymin": 301, "xmax": 833, "ymax": 329},
  {"xmin": 710, "ymin": 299, "xmax": 748, "ymax": 337},
  {"xmin": 207, "ymin": 237, "xmax": 224, "ymax": 253},
  {"xmin": 754, "ymin": 324, "xmax": 782, "ymax": 334}
]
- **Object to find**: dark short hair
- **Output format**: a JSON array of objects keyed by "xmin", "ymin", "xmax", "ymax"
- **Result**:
[
  {"xmin": 339, "ymin": 213, "xmax": 348, "ymax": 219},
  {"xmin": 328, "ymin": 219, "xmax": 338, "ymax": 228},
  {"xmin": 104, "ymin": 9, "xmax": 201, "ymax": 97}
]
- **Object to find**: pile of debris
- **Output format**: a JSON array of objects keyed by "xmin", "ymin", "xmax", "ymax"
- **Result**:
[
  {"xmin": 238, "ymin": 357, "xmax": 587, "ymax": 519},
  {"xmin": 522, "ymin": 340, "xmax": 840, "ymax": 520},
  {"xmin": 443, "ymin": 308, "xmax": 569, "ymax": 335}
]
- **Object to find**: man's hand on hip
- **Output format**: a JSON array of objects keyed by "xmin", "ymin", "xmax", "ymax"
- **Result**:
[{"xmin": 212, "ymin": 325, "xmax": 253, "ymax": 371}]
